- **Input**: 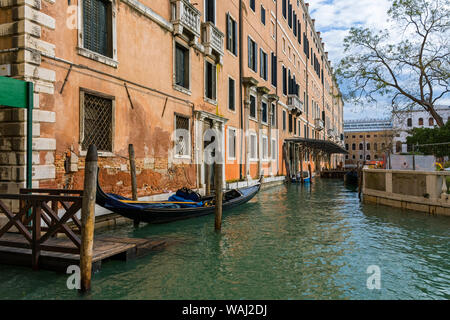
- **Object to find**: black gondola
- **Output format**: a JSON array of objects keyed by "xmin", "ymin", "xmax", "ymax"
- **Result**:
[
  {"xmin": 344, "ymin": 170, "xmax": 358, "ymax": 186},
  {"xmin": 96, "ymin": 180, "xmax": 261, "ymax": 224}
]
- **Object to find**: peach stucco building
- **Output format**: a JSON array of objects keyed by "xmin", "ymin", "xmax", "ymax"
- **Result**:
[{"xmin": 0, "ymin": 0, "xmax": 344, "ymax": 200}]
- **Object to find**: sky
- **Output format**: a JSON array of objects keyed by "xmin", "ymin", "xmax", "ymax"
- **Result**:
[{"xmin": 309, "ymin": 0, "xmax": 393, "ymax": 121}]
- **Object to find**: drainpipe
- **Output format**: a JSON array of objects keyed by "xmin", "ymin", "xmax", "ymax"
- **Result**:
[{"xmin": 239, "ymin": 0, "xmax": 244, "ymax": 180}]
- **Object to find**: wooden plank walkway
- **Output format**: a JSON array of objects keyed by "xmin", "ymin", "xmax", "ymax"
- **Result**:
[{"xmin": 0, "ymin": 233, "xmax": 166, "ymax": 272}]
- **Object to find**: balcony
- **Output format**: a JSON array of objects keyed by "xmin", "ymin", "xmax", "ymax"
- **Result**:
[
  {"xmin": 171, "ymin": 0, "xmax": 201, "ymax": 45},
  {"xmin": 314, "ymin": 118, "xmax": 324, "ymax": 131},
  {"xmin": 202, "ymin": 22, "xmax": 224, "ymax": 65},
  {"xmin": 287, "ymin": 95, "xmax": 304, "ymax": 115}
]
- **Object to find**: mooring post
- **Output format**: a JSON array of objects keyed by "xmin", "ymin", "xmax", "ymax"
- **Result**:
[
  {"xmin": 358, "ymin": 161, "xmax": 363, "ymax": 201},
  {"xmin": 80, "ymin": 145, "xmax": 98, "ymax": 293},
  {"xmin": 214, "ymin": 161, "xmax": 223, "ymax": 231},
  {"xmin": 205, "ymin": 163, "xmax": 211, "ymax": 196},
  {"xmin": 128, "ymin": 144, "xmax": 140, "ymax": 227},
  {"xmin": 308, "ymin": 163, "xmax": 312, "ymax": 184},
  {"xmin": 128, "ymin": 144, "xmax": 138, "ymax": 201}
]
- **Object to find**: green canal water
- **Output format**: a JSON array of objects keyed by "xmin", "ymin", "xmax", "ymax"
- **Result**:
[{"xmin": 0, "ymin": 180, "xmax": 449, "ymax": 300}]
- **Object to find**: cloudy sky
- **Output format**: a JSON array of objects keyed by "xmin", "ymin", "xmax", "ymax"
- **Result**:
[{"xmin": 309, "ymin": 0, "xmax": 393, "ymax": 120}]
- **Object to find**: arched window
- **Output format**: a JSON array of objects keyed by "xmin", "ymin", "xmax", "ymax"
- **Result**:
[
  {"xmin": 374, "ymin": 143, "xmax": 378, "ymax": 151},
  {"xmin": 359, "ymin": 143, "xmax": 363, "ymax": 150},
  {"xmin": 366, "ymin": 143, "xmax": 370, "ymax": 150},
  {"xmin": 429, "ymin": 118, "xmax": 434, "ymax": 126},
  {"xmin": 374, "ymin": 154, "xmax": 378, "ymax": 159},
  {"xmin": 396, "ymin": 141, "xmax": 402, "ymax": 153},
  {"xmin": 352, "ymin": 143, "xmax": 356, "ymax": 150},
  {"xmin": 366, "ymin": 155, "xmax": 371, "ymax": 160},
  {"xmin": 418, "ymin": 118, "xmax": 423, "ymax": 126},
  {"xmin": 407, "ymin": 118, "xmax": 412, "ymax": 127},
  {"xmin": 382, "ymin": 143, "xmax": 386, "ymax": 150},
  {"xmin": 345, "ymin": 144, "xmax": 349, "ymax": 150}
]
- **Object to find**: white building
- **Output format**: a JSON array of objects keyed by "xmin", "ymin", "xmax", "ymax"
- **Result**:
[{"xmin": 392, "ymin": 106, "xmax": 450, "ymax": 154}]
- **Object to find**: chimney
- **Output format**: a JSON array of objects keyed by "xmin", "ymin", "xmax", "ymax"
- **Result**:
[{"xmin": 305, "ymin": 3, "xmax": 309, "ymax": 12}]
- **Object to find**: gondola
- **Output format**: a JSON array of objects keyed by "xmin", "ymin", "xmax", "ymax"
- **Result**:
[
  {"xmin": 344, "ymin": 170, "xmax": 358, "ymax": 186},
  {"xmin": 96, "ymin": 179, "xmax": 261, "ymax": 224},
  {"xmin": 291, "ymin": 171, "xmax": 312, "ymax": 183}
]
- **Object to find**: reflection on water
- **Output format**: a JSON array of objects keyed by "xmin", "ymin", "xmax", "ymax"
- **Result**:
[{"xmin": 0, "ymin": 180, "xmax": 449, "ymax": 300}]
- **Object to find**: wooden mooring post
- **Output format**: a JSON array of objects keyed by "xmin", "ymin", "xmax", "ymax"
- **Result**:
[
  {"xmin": 214, "ymin": 162, "xmax": 223, "ymax": 231},
  {"xmin": 80, "ymin": 145, "xmax": 98, "ymax": 293},
  {"xmin": 308, "ymin": 163, "xmax": 312, "ymax": 184},
  {"xmin": 128, "ymin": 144, "xmax": 140, "ymax": 227}
]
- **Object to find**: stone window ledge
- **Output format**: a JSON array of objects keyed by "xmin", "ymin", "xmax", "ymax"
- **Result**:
[{"xmin": 77, "ymin": 47, "xmax": 118, "ymax": 68}]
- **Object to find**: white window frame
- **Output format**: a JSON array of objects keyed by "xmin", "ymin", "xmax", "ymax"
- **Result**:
[
  {"xmin": 249, "ymin": 93, "xmax": 258, "ymax": 121},
  {"xmin": 77, "ymin": 0, "xmax": 118, "ymax": 68},
  {"xmin": 249, "ymin": 132, "xmax": 258, "ymax": 161},
  {"xmin": 261, "ymin": 134, "xmax": 268, "ymax": 161},
  {"xmin": 173, "ymin": 40, "xmax": 192, "ymax": 95},
  {"xmin": 271, "ymin": 138, "xmax": 277, "ymax": 161},
  {"xmin": 227, "ymin": 126, "xmax": 237, "ymax": 161},
  {"xmin": 174, "ymin": 113, "xmax": 191, "ymax": 159},
  {"xmin": 204, "ymin": 58, "xmax": 217, "ymax": 104}
]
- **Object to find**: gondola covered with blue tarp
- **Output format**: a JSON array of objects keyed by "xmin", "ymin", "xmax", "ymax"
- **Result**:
[{"xmin": 96, "ymin": 180, "xmax": 261, "ymax": 224}]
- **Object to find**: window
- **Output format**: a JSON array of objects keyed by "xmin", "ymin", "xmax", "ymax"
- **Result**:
[
  {"xmin": 282, "ymin": 0, "xmax": 287, "ymax": 19},
  {"xmin": 248, "ymin": 37, "xmax": 258, "ymax": 72},
  {"xmin": 360, "ymin": 155, "xmax": 363, "ymax": 160},
  {"xmin": 282, "ymin": 66, "xmax": 287, "ymax": 95},
  {"xmin": 271, "ymin": 139, "xmax": 277, "ymax": 160},
  {"xmin": 205, "ymin": 60, "xmax": 217, "ymax": 101},
  {"xmin": 352, "ymin": 155, "xmax": 355, "ymax": 159},
  {"xmin": 407, "ymin": 118, "xmax": 412, "ymax": 127},
  {"xmin": 345, "ymin": 144, "xmax": 349, "ymax": 150},
  {"xmin": 228, "ymin": 77, "xmax": 235, "ymax": 111},
  {"xmin": 250, "ymin": 95, "xmax": 257, "ymax": 119},
  {"xmin": 374, "ymin": 143, "xmax": 377, "ymax": 151},
  {"xmin": 226, "ymin": 14, "xmax": 238, "ymax": 55},
  {"xmin": 250, "ymin": 0, "xmax": 255, "ymax": 12},
  {"xmin": 260, "ymin": 49, "xmax": 268, "ymax": 80},
  {"xmin": 367, "ymin": 143, "xmax": 370, "ymax": 150},
  {"xmin": 352, "ymin": 143, "xmax": 356, "ymax": 151},
  {"xmin": 228, "ymin": 128, "xmax": 236, "ymax": 159},
  {"xmin": 418, "ymin": 118, "xmax": 423, "ymax": 126},
  {"xmin": 82, "ymin": 0, "xmax": 113, "ymax": 58},
  {"xmin": 261, "ymin": 5, "xmax": 266, "ymax": 25},
  {"xmin": 396, "ymin": 141, "xmax": 402, "ymax": 153},
  {"xmin": 288, "ymin": 113, "xmax": 293, "ymax": 132},
  {"xmin": 271, "ymin": 103, "xmax": 276, "ymax": 126},
  {"xmin": 359, "ymin": 143, "xmax": 363, "ymax": 150},
  {"xmin": 174, "ymin": 114, "xmax": 190, "ymax": 157},
  {"xmin": 205, "ymin": 0, "xmax": 215, "ymax": 24},
  {"xmin": 283, "ymin": 110, "xmax": 287, "ymax": 130},
  {"xmin": 175, "ymin": 43, "xmax": 189, "ymax": 90},
  {"xmin": 261, "ymin": 102, "xmax": 268, "ymax": 124},
  {"xmin": 366, "ymin": 155, "xmax": 371, "ymax": 160},
  {"xmin": 429, "ymin": 118, "xmax": 434, "ymax": 126},
  {"xmin": 81, "ymin": 91, "xmax": 114, "ymax": 152},
  {"xmin": 293, "ymin": 116, "xmax": 297, "ymax": 135},
  {"xmin": 262, "ymin": 135, "xmax": 268, "ymax": 160},
  {"xmin": 271, "ymin": 53, "xmax": 277, "ymax": 87},
  {"xmin": 250, "ymin": 133, "xmax": 257, "ymax": 160}
]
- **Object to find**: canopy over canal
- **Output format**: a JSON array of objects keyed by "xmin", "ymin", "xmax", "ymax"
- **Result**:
[{"xmin": 0, "ymin": 180, "xmax": 448, "ymax": 300}]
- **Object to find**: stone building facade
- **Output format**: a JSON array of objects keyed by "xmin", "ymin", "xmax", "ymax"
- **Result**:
[{"xmin": 0, "ymin": 0, "xmax": 344, "ymax": 203}]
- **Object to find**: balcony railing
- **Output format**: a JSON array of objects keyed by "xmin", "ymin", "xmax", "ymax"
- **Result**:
[
  {"xmin": 287, "ymin": 95, "xmax": 303, "ymax": 115},
  {"xmin": 171, "ymin": 0, "xmax": 201, "ymax": 40},
  {"xmin": 202, "ymin": 21, "xmax": 224, "ymax": 64},
  {"xmin": 314, "ymin": 118, "xmax": 324, "ymax": 131}
]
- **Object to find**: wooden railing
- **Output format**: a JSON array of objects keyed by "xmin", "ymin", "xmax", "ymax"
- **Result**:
[{"xmin": 0, "ymin": 189, "xmax": 83, "ymax": 269}]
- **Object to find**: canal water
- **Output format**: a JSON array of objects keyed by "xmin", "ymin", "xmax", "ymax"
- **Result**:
[{"xmin": 0, "ymin": 179, "xmax": 449, "ymax": 300}]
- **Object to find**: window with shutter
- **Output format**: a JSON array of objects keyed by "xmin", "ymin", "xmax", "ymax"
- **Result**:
[
  {"xmin": 205, "ymin": 0, "xmax": 215, "ymax": 24},
  {"xmin": 261, "ymin": 5, "xmax": 266, "ymax": 25},
  {"xmin": 228, "ymin": 128, "xmax": 236, "ymax": 159},
  {"xmin": 205, "ymin": 61, "xmax": 217, "ymax": 101},
  {"xmin": 226, "ymin": 14, "xmax": 238, "ymax": 55},
  {"xmin": 250, "ymin": 95, "xmax": 257, "ymax": 119},
  {"xmin": 228, "ymin": 77, "xmax": 235, "ymax": 111},
  {"xmin": 83, "ymin": 0, "xmax": 112, "ymax": 58},
  {"xmin": 175, "ymin": 115, "xmax": 190, "ymax": 157},
  {"xmin": 262, "ymin": 102, "xmax": 268, "ymax": 124},
  {"xmin": 175, "ymin": 43, "xmax": 189, "ymax": 89}
]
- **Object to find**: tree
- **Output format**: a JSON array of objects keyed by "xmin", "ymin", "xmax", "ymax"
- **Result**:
[
  {"xmin": 406, "ymin": 121, "xmax": 450, "ymax": 157},
  {"xmin": 337, "ymin": 0, "xmax": 450, "ymax": 127}
]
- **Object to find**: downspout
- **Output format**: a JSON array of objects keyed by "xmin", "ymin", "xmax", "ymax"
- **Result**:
[{"xmin": 239, "ymin": 0, "xmax": 244, "ymax": 180}]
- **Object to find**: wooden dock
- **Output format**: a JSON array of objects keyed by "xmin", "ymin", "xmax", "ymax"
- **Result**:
[
  {"xmin": 320, "ymin": 170, "xmax": 349, "ymax": 179},
  {"xmin": 0, "ymin": 232, "xmax": 166, "ymax": 272}
]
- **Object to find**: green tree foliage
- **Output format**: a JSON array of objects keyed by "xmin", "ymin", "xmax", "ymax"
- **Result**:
[
  {"xmin": 406, "ymin": 121, "xmax": 450, "ymax": 157},
  {"xmin": 337, "ymin": 0, "xmax": 450, "ymax": 127}
]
